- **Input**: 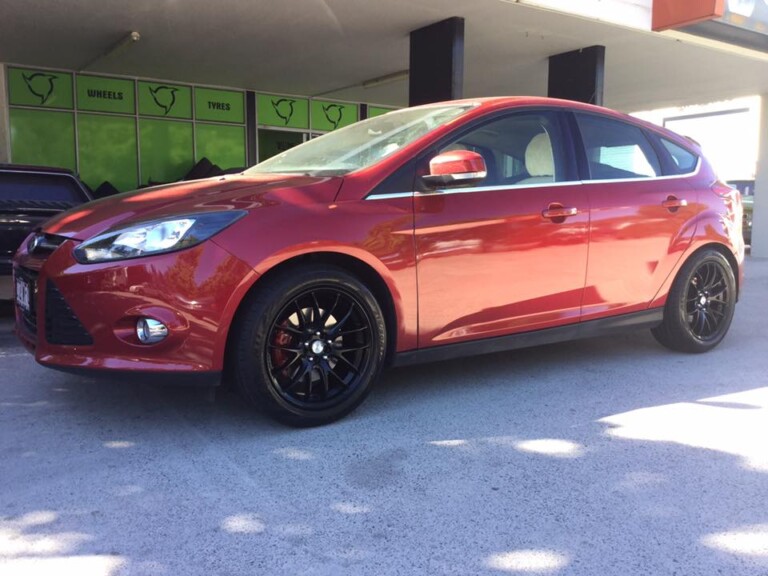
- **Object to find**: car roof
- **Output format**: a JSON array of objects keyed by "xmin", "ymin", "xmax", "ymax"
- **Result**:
[{"xmin": 0, "ymin": 163, "xmax": 78, "ymax": 176}]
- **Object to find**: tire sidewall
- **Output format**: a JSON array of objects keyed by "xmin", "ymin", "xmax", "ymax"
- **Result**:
[
  {"xmin": 236, "ymin": 266, "xmax": 386, "ymax": 426},
  {"xmin": 669, "ymin": 250, "xmax": 736, "ymax": 352}
]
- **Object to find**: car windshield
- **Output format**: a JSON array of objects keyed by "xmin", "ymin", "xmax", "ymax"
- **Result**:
[{"xmin": 246, "ymin": 103, "xmax": 476, "ymax": 176}]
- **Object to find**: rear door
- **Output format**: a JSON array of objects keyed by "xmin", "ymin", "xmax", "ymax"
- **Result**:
[
  {"xmin": 414, "ymin": 110, "xmax": 590, "ymax": 347},
  {"xmin": 571, "ymin": 113, "xmax": 698, "ymax": 321}
]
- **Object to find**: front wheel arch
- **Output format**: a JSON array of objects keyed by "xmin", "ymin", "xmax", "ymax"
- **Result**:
[{"xmin": 223, "ymin": 252, "xmax": 398, "ymax": 383}]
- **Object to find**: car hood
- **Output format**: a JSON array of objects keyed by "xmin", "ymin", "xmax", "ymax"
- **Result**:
[{"xmin": 42, "ymin": 173, "xmax": 344, "ymax": 240}]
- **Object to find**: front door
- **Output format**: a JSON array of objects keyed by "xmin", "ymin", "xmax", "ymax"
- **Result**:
[{"xmin": 414, "ymin": 111, "xmax": 589, "ymax": 348}]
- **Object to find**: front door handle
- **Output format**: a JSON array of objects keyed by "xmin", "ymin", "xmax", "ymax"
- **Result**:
[
  {"xmin": 662, "ymin": 196, "xmax": 688, "ymax": 212},
  {"xmin": 542, "ymin": 204, "xmax": 578, "ymax": 222}
]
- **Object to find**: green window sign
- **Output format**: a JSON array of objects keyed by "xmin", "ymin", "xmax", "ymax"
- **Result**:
[
  {"xmin": 138, "ymin": 81, "xmax": 192, "ymax": 119},
  {"xmin": 139, "ymin": 119, "xmax": 194, "ymax": 186},
  {"xmin": 311, "ymin": 100, "xmax": 358, "ymax": 131},
  {"xmin": 367, "ymin": 106, "xmax": 395, "ymax": 119},
  {"xmin": 196, "ymin": 124, "xmax": 246, "ymax": 170},
  {"xmin": 76, "ymin": 75, "xmax": 136, "ymax": 114},
  {"xmin": 8, "ymin": 67, "xmax": 73, "ymax": 109},
  {"xmin": 78, "ymin": 114, "xmax": 138, "ymax": 192},
  {"xmin": 9, "ymin": 109, "xmax": 76, "ymax": 171},
  {"xmin": 194, "ymin": 88, "xmax": 244, "ymax": 123},
  {"xmin": 257, "ymin": 94, "xmax": 309, "ymax": 129}
]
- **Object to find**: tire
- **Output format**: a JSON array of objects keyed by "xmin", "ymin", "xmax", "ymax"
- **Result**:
[
  {"xmin": 232, "ymin": 264, "xmax": 386, "ymax": 426},
  {"xmin": 651, "ymin": 249, "xmax": 736, "ymax": 353}
]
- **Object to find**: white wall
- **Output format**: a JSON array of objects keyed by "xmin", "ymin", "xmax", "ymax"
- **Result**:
[{"xmin": 515, "ymin": 0, "xmax": 652, "ymax": 30}]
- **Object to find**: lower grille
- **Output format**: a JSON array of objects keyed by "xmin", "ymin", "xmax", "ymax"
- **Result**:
[{"xmin": 45, "ymin": 280, "xmax": 93, "ymax": 345}]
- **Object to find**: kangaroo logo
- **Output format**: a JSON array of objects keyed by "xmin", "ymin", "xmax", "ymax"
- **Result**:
[
  {"xmin": 149, "ymin": 85, "xmax": 179, "ymax": 115},
  {"xmin": 322, "ymin": 104, "xmax": 344, "ymax": 129},
  {"xmin": 22, "ymin": 72, "xmax": 57, "ymax": 105},
  {"xmin": 272, "ymin": 98, "xmax": 295, "ymax": 125}
]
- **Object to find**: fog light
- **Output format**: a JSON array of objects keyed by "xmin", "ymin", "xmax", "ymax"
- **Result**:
[{"xmin": 136, "ymin": 318, "xmax": 168, "ymax": 344}]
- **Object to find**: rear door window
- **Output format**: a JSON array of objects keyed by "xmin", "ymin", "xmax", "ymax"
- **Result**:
[{"xmin": 575, "ymin": 114, "xmax": 661, "ymax": 180}]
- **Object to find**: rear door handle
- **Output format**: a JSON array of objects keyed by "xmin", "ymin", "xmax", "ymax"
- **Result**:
[
  {"xmin": 662, "ymin": 196, "xmax": 688, "ymax": 211},
  {"xmin": 542, "ymin": 204, "xmax": 578, "ymax": 221}
]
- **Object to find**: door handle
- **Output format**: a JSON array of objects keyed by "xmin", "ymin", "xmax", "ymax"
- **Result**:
[
  {"xmin": 542, "ymin": 204, "xmax": 578, "ymax": 221},
  {"xmin": 662, "ymin": 196, "xmax": 688, "ymax": 211}
]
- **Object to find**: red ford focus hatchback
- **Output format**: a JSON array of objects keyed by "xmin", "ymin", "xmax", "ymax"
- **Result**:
[{"xmin": 14, "ymin": 97, "xmax": 744, "ymax": 426}]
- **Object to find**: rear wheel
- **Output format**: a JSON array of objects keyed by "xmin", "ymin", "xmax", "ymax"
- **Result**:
[
  {"xmin": 651, "ymin": 249, "xmax": 736, "ymax": 353},
  {"xmin": 232, "ymin": 265, "xmax": 386, "ymax": 426}
]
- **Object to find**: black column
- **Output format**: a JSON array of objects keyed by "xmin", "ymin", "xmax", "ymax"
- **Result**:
[
  {"xmin": 548, "ymin": 45, "xmax": 605, "ymax": 106},
  {"xmin": 245, "ymin": 91, "xmax": 257, "ymax": 166},
  {"xmin": 409, "ymin": 17, "xmax": 465, "ymax": 106}
]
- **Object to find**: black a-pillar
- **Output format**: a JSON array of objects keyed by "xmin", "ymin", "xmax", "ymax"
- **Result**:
[
  {"xmin": 409, "ymin": 17, "xmax": 465, "ymax": 106},
  {"xmin": 548, "ymin": 45, "xmax": 605, "ymax": 106}
]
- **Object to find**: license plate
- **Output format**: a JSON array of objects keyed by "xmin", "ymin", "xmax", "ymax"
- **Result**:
[{"xmin": 15, "ymin": 277, "xmax": 30, "ymax": 312}]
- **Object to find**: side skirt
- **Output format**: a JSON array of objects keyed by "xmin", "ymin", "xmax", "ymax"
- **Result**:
[{"xmin": 392, "ymin": 309, "xmax": 664, "ymax": 367}]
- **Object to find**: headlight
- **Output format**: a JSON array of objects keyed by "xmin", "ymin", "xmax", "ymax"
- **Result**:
[{"xmin": 73, "ymin": 211, "xmax": 246, "ymax": 264}]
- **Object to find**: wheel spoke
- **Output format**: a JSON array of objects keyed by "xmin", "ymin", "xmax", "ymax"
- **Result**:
[
  {"xmin": 278, "ymin": 323, "xmax": 303, "ymax": 336},
  {"xmin": 328, "ymin": 304, "xmax": 356, "ymax": 336},
  {"xmin": 319, "ymin": 364, "xmax": 330, "ymax": 395},
  {"xmin": 272, "ymin": 352, "xmax": 302, "ymax": 375},
  {"xmin": 322, "ymin": 293, "xmax": 340, "ymax": 324},
  {"xmin": 294, "ymin": 300, "xmax": 309, "ymax": 329},
  {"xmin": 268, "ymin": 344, "xmax": 302, "ymax": 354},
  {"xmin": 311, "ymin": 291, "xmax": 322, "ymax": 325},
  {"xmin": 336, "ymin": 325, "xmax": 369, "ymax": 338},
  {"xmin": 333, "ymin": 352, "xmax": 361, "ymax": 374},
  {"xmin": 286, "ymin": 361, "xmax": 312, "ymax": 391},
  {"xmin": 334, "ymin": 343, "xmax": 371, "ymax": 354}
]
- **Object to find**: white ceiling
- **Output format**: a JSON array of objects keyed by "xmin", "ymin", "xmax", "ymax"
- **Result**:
[{"xmin": 1, "ymin": 0, "xmax": 768, "ymax": 112}]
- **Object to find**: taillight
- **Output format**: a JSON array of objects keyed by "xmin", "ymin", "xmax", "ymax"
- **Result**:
[{"xmin": 711, "ymin": 180, "xmax": 736, "ymax": 198}]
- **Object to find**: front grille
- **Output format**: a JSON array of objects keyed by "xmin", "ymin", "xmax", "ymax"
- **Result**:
[
  {"xmin": 14, "ymin": 266, "xmax": 39, "ymax": 336},
  {"xmin": 45, "ymin": 280, "xmax": 93, "ymax": 345}
]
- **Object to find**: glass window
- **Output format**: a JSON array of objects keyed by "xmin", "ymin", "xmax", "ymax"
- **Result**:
[
  {"xmin": 660, "ymin": 138, "xmax": 698, "ymax": 174},
  {"xmin": 437, "ymin": 112, "xmax": 566, "ymax": 186},
  {"xmin": 0, "ymin": 173, "xmax": 88, "ymax": 204},
  {"xmin": 576, "ymin": 114, "xmax": 661, "ymax": 180}
]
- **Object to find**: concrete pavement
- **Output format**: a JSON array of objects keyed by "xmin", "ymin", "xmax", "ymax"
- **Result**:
[{"xmin": 1, "ymin": 258, "xmax": 768, "ymax": 576}]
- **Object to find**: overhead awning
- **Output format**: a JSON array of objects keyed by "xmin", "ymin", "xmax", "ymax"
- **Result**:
[{"xmin": 653, "ymin": 0, "xmax": 768, "ymax": 52}]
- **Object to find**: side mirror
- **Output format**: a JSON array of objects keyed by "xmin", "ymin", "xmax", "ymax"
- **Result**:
[{"xmin": 422, "ymin": 150, "xmax": 487, "ymax": 188}]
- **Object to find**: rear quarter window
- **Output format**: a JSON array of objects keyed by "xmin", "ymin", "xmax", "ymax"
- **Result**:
[
  {"xmin": 0, "ymin": 173, "xmax": 89, "ymax": 204},
  {"xmin": 659, "ymin": 138, "xmax": 699, "ymax": 174}
]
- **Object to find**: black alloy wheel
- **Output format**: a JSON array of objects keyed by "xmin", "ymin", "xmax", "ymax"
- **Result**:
[
  {"xmin": 266, "ymin": 287, "xmax": 374, "ymax": 410},
  {"xmin": 233, "ymin": 265, "xmax": 386, "ymax": 426},
  {"xmin": 652, "ymin": 249, "xmax": 736, "ymax": 353}
]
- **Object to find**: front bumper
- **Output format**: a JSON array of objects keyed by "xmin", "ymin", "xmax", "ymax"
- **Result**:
[{"xmin": 14, "ymin": 237, "xmax": 256, "ymax": 380}]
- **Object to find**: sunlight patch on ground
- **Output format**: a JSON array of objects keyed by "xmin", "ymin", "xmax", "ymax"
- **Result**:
[
  {"xmin": 0, "ymin": 555, "xmax": 125, "ymax": 576},
  {"xmin": 331, "ymin": 502, "xmax": 370, "ymax": 515},
  {"xmin": 513, "ymin": 439, "xmax": 584, "ymax": 458},
  {"xmin": 273, "ymin": 447, "xmax": 314, "ymax": 461},
  {"xmin": 220, "ymin": 514, "xmax": 266, "ymax": 534},
  {"xmin": 429, "ymin": 439, "xmax": 468, "ymax": 447},
  {"xmin": 102, "ymin": 441, "xmax": 135, "ymax": 449},
  {"xmin": 702, "ymin": 524, "xmax": 768, "ymax": 557},
  {"xmin": 484, "ymin": 549, "xmax": 569, "ymax": 573},
  {"xmin": 600, "ymin": 387, "xmax": 768, "ymax": 472}
]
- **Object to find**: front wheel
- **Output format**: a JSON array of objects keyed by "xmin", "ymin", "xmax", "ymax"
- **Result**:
[
  {"xmin": 651, "ymin": 249, "xmax": 736, "ymax": 353},
  {"xmin": 232, "ymin": 265, "xmax": 386, "ymax": 426}
]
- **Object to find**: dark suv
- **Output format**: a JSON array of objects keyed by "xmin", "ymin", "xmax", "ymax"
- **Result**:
[{"xmin": 1, "ymin": 165, "xmax": 92, "ymax": 300}]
